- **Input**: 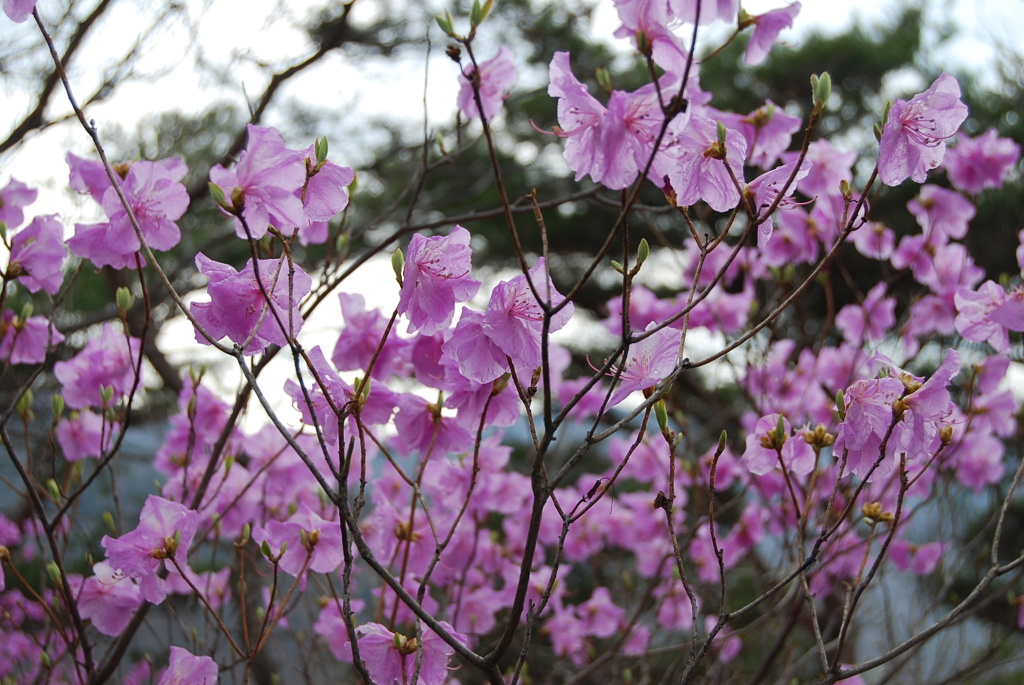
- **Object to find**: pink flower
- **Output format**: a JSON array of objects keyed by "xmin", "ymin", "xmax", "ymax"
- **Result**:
[
  {"xmin": 458, "ymin": 45, "xmax": 516, "ymax": 121},
  {"xmin": 878, "ymin": 73, "xmax": 968, "ymax": 186},
  {"xmin": 955, "ymin": 281, "xmax": 1019, "ymax": 353},
  {"xmin": 252, "ymin": 503, "xmax": 343, "ymax": 577},
  {"xmin": 547, "ymin": 51, "xmax": 680, "ymax": 190},
  {"xmin": 190, "ymin": 253, "xmax": 312, "ymax": 355},
  {"xmin": 356, "ymin": 621, "xmax": 469, "ymax": 685},
  {"xmin": 787, "ymin": 139, "xmax": 858, "ymax": 197},
  {"xmin": 944, "ymin": 128, "xmax": 1021, "ymax": 193},
  {"xmin": 894, "ymin": 348, "xmax": 960, "ymax": 462},
  {"xmin": 664, "ymin": 114, "xmax": 747, "ymax": 212},
  {"xmin": 298, "ymin": 144, "xmax": 354, "ymax": 244},
  {"xmin": 0, "ymin": 177, "xmax": 37, "ymax": 228},
  {"xmin": 101, "ymin": 495, "xmax": 199, "ymax": 604},
  {"xmin": 67, "ymin": 157, "xmax": 190, "ymax": 269},
  {"xmin": 56, "ymin": 410, "xmax": 117, "ymax": 462},
  {"xmin": 0, "ymin": 311, "xmax": 64, "ymax": 365},
  {"xmin": 742, "ymin": 413, "xmax": 815, "ymax": 476},
  {"xmin": 747, "ymin": 159, "xmax": 811, "ymax": 246},
  {"xmin": 744, "ymin": 2, "xmax": 801, "ymax": 66},
  {"xmin": 907, "ymin": 184, "xmax": 974, "ymax": 241},
  {"xmin": 719, "ymin": 100, "xmax": 802, "ymax": 169},
  {"xmin": 835, "ymin": 282, "xmax": 896, "ymax": 346},
  {"xmin": 398, "ymin": 225, "xmax": 481, "ymax": 335},
  {"xmin": 53, "ymin": 322, "xmax": 141, "ymax": 409},
  {"xmin": 77, "ymin": 561, "xmax": 142, "ymax": 636},
  {"xmin": 2, "ymin": 0, "xmax": 36, "ymax": 22},
  {"xmin": 444, "ymin": 258, "xmax": 573, "ymax": 383},
  {"xmin": 8, "ymin": 215, "xmax": 66, "ymax": 294},
  {"xmin": 157, "ymin": 647, "xmax": 218, "ymax": 685},
  {"xmin": 209, "ymin": 124, "xmax": 306, "ymax": 239},
  {"xmin": 607, "ymin": 323, "xmax": 681, "ymax": 406}
]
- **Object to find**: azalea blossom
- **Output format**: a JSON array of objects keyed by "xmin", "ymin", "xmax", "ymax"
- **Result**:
[
  {"xmin": 101, "ymin": 495, "xmax": 199, "ymax": 604},
  {"xmin": 457, "ymin": 45, "xmax": 517, "ymax": 121},
  {"xmin": 209, "ymin": 124, "xmax": 306, "ymax": 239},
  {"xmin": 2, "ymin": 0, "xmax": 37, "ymax": 22},
  {"xmin": 547, "ymin": 51, "xmax": 681, "ymax": 190},
  {"xmin": 944, "ymin": 128, "xmax": 1021, "ymax": 194},
  {"xmin": 743, "ymin": 2, "xmax": 801, "ymax": 66},
  {"xmin": 607, "ymin": 323, "xmax": 681, "ymax": 406},
  {"xmin": 877, "ymin": 73, "xmax": 968, "ymax": 186},
  {"xmin": 190, "ymin": 253, "xmax": 311, "ymax": 355},
  {"xmin": 398, "ymin": 225, "xmax": 480, "ymax": 335}
]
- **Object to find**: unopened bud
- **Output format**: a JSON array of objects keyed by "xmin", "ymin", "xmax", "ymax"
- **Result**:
[
  {"xmin": 116, "ymin": 286, "xmax": 133, "ymax": 313},
  {"xmin": 392, "ymin": 248, "xmax": 405, "ymax": 287},
  {"xmin": 939, "ymin": 424, "xmax": 954, "ymax": 445},
  {"xmin": 46, "ymin": 561, "xmax": 62, "ymax": 585},
  {"xmin": 595, "ymin": 67, "xmax": 612, "ymax": 94},
  {"xmin": 51, "ymin": 394, "xmax": 65, "ymax": 419},
  {"xmin": 812, "ymin": 72, "xmax": 831, "ymax": 115}
]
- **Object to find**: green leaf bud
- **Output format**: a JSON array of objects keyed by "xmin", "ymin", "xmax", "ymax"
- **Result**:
[
  {"xmin": 315, "ymin": 136, "xmax": 329, "ymax": 165},
  {"xmin": 636, "ymin": 238, "xmax": 650, "ymax": 266}
]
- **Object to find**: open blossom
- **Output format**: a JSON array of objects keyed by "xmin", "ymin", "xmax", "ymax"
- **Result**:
[
  {"xmin": 190, "ymin": 253, "xmax": 311, "ymax": 355},
  {"xmin": 67, "ymin": 155, "xmax": 190, "ymax": 269},
  {"xmin": 2, "ymin": 0, "xmax": 36, "ymax": 22},
  {"xmin": 664, "ymin": 115, "xmax": 747, "ymax": 211},
  {"xmin": 0, "ymin": 177, "xmax": 37, "ymax": 228},
  {"xmin": 53, "ymin": 322, "xmax": 141, "ymax": 409},
  {"xmin": 209, "ymin": 124, "xmax": 306, "ymax": 239},
  {"xmin": 944, "ymin": 128, "xmax": 1021, "ymax": 193},
  {"xmin": 955, "ymin": 281, "xmax": 1024, "ymax": 353},
  {"xmin": 158, "ymin": 647, "xmax": 218, "ymax": 685},
  {"xmin": 8, "ymin": 215, "xmax": 66, "ymax": 294},
  {"xmin": 458, "ymin": 45, "xmax": 516, "ymax": 121},
  {"xmin": 101, "ymin": 495, "xmax": 199, "ymax": 605},
  {"xmin": 252, "ymin": 503, "xmax": 343, "ymax": 577},
  {"xmin": 0, "ymin": 311, "xmax": 64, "ymax": 365},
  {"xmin": 743, "ymin": 2, "xmax": 801, "ymax": 66},
  {"xmin": 833, "ymin": 376, "xmax": 905, "ymax": 479},
  {"xmin": 444, "ymin": 258, "xmax": 573, "ymax": 383},
  {"xmin": 718, "ymin": 100, "xmax": 802, "ymax": 169},
  {"xmin": 76, "ymin": 561, "xmax": 142, "ymax": 636},
  {"xmin": 356, "ymin": 621, "xmax": 469, "ymax": 685},
  {"xmin": 298, "ymin": 144, "xmax": 354, "ymax": 244},
  {"xmin": 608, "ymin": 323, "xmax": 681, "ymax": 406},
  {"xmin": 547, "ymin": 51, "xmax": 680, "ymax": 190},
  {"xmin": 742, "ymin": 413, "xmax": 815, "ymax": 476},
  {"xmin": 398, "ymin": 225, "xmax": 480, "ymax": 335},
  {"xmin": 878, "ymin": 73, "xmax": 968, "ymax": 186},
  {"xmin": 746, "ymin": 159, "xmax": 810, "ymax": 247},
  {"xmin": 893, "ymin": 348, "xmax": 961, "ymax": 462}
]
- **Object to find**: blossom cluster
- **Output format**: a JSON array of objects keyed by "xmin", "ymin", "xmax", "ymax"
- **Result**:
[{"xmin": 2, "ymin": 1, "xmax": 1024, "ymax": 684}]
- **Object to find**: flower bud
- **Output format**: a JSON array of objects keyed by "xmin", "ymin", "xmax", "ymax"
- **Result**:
[
  {"xmin": 392, "ymin": 248, "xmax": 405, "ymax": 287},
  {"xmin": 595, "ymin": 67, "xmax": 612, "ymax": 94},
  {"xmin": 812, "ymin": 72, "xmax": 831, "ymax": 115},
  {"xmin": 15, "ymin": 390, "xmax": 33, "ymax": 421},
  {"xmin": 51, "ymin": 394, "xmax": 65, "ymax": 419},
  {"xmin": 46, "ymin": 560, "xmax": 62, "ymax": 585},
  {"xmin": 116, "ymin": 286, "xmax": 134, "ymax": 314}
]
